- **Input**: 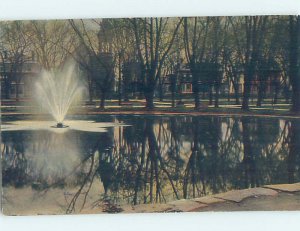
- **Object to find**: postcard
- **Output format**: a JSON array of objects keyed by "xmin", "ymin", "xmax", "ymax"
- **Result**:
[{"xmin": 1, "ymin": 15, "xmax": 300, "ymax": 215}]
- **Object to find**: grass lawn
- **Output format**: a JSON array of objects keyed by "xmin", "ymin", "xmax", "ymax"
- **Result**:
[{"xmin": 1, "ymin": 97, "xmax": 299, "ymax": 118}]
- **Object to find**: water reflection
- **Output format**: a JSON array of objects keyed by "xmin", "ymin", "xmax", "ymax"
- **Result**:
[{"xmin": 1, "ymin": 115, "xmax": 300, "ymax": 214}]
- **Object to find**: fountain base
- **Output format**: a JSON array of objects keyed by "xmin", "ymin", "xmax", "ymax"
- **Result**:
[{"xmin": 51, "ymin": 122, "xmax": 69, "ymax": 128}]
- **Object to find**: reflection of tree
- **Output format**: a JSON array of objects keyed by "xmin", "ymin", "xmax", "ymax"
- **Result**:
[
  {"xmin": 3, "ymin": 115, "xmax": 300, "ymax": 213},
  {"xmin": 1, "ymin": 128, "xmax": 115, "ymax": 213},
  {"xmin": 71, "ymin": 116, "xmax": 298, "ymax": 206},
  {"xmin": 240, "ymin": 117, "xmax": 281, "ymax": 188},
  {"xmin": 146, "ymin": 118, "xmax": 180, "ymax": 202},
  {"xmin": 65, "ymin": 130, "xmax": 115, "ymax": 214},
  {"xmin": 110, "ymin": 117, "xmax": 182, "ymax": 204},
  {"xmin": 2, "ymin": 131, "xmax": 28, "ymax": 187},
  {"xmin": 183, "ymin": 117, "xmax": 229, "ymax": 198},
  {"xmin": 183, "ymin": 117, "xmax": 203, "ymax": 198},
  {"xmin": 287, "ymin": 120, "xmax": 300, "ymax": 183},
  {"xmin": 66, "ymin": 154, "xmax": 96, "ymax": 213},
  {"xmin": 183, "ymin": 116, "xmax": 287, "ymax": 197},
  {"xmin": 241, "ymin": 117, "xmax": 256, "ymax": 188}
]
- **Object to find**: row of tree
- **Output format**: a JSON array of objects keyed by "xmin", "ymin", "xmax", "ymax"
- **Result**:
[{"xmin": 0, "ymin": 16, "xmax": 299, "ymax": 112}]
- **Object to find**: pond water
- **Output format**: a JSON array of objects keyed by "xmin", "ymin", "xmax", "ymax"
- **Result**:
[{"xmin": 1, "ymin": 115, "xmax": 300, "ymax": 214}]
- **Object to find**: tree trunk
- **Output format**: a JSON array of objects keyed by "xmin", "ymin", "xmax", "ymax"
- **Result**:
[
  {"xmin": 242, "ymin": 81, "xmax": 251, "ymax": 110},
  {"xmin": 192, "ymin": 76, "xmax": 200, "ymax": 110},
  {"xmin": 100, "ymin": 91, "xmax": 106, "ymax": 110},
  {"xmin": 256, "ymin": 81, "xmax": 265, "ymax": 107},
  {"xmin": 86, "ymin": 75, "xmax": 94, "ymax": 103},
  {"xmin": 242, "ymin": 69, "xmax": 253, "ymax": 111},
  {"xmin": 282, "ymin": 78, "xmax": 291, "ymax": 103},
  {"xmin": 209, "ymin": 86, "xmax": 213, "ymax": 105},
  {"xmin": 273, "ymin": 76, "xmax": 280, "ymax": 105},
  {"xmin": 4, "ymin": 77, "xmax": 10, "ymax": 99},
  {"xmin": 159, "ymin": 83, "xmax": 164, "ymax": 102},
  {"xmin": 123, "ymin": 83, "xmax": 129, "ymax": 102},
  {"xmin": 214, "ymin": 83, "xmax": 220, "ymax": 108},
  {"xmin": 256, "ymin": 73, "xmax": 267, "ymax": 107},
  {"xmin": 88, "ymin": 81, "xmax": 93, "ymax": 103},
  {"xmin": 15, "ymin": 81, "xmax": 19, "ymax": 101},
  {"xmin": 234, "ymin": 85, "xmax": 240, "ymax": 105},
  {"xmin": 145, "ymin": 89, "xmax": 155, "ymax": 110},
  {"xmin": 171, "ymin": 89, "xmax": 176, "ymax": 108},
  {"xmin": 256, "ymin": 88, "xmax": 263, "ymax": 107},
  {"xmin": 118, "ymin": 53, "xmax": 122, "ymax": 106},
  {"xmin": 193, "ymin": 90, "xmax": 200, "ymax": 110},
  {"xmin": 118, "ymin": 73, "xmax": 122, "ymax": 105},
  {"xmin": 171, "ymin": 77, "xmax": 176, "ymax": 108},
  {"xmin": 229, "ymin": 74, "xmax": 240, "ymax": 105}
]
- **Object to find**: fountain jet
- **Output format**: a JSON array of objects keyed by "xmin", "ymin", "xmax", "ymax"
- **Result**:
[{"xmin": 35, "ymin": 63, "xmax": 83, "ymax": 128}]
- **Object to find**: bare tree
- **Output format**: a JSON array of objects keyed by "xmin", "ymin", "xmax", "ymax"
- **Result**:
[
  {"xmin": 28, "ymin": 20, "xmax": 77, "ymax": 70},
  {"xmin": 69, "ymin": 19, "xmax": 116, "ymax": 109},
  {"xmin": 129, "ymin": 17, "xmax": 183, "ymax": 109},
  {"xmin": 0, "ymin": 21, "xmax": 32, "ymax": 101},
  {"xmin": 229, "ymin": 16, "xmax": 268, "ymax": 111},
  {"xmin": 183, "ymin": 17, "xmax": 210, "ymax": 109}
]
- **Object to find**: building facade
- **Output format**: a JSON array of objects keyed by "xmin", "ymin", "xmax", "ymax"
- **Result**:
[{"xmin": 0, "ymin": 60, "xmax": 41, "ymax": 100}]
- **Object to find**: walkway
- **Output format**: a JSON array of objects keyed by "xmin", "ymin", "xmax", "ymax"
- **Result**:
[{"xmin": 118, "ymin": 183, "xmax": 300, "ymax": 213}]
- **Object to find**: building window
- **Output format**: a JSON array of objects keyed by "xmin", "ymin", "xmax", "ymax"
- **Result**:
[{"xmin": 10, "ymin": 82, "xmax": 25, "ymax": 96}]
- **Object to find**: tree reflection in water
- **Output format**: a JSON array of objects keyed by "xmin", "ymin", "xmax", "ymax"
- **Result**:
[
  {"xmin": 1, "ymin": 115, "xmax": 300, "ymax": 214},
  {"xmin": 287, "ymin": 120, "xmax": 300, "ymax": 183}
]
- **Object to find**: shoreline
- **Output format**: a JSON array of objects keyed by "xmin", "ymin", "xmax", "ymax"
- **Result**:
[
  {"xmin": 3, "ymin": 182, "xmax": 300, "ymax": 215},
  {"xmin": 1, "ymin": 110, "xmax": 300, "ymax": 119},
  {"xmin": 118, "ymin": 182, "xmax": 300, "ymax": 214}
]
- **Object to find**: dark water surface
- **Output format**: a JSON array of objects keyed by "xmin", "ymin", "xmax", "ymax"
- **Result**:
[{"xmin": 1, "ymin": 115, "xmax": 300, "ymax": 214}]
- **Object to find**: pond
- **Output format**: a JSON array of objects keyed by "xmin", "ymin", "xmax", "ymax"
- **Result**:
[{"xmin": 1, "ymin": 114, "xmax": 300, "ymax": 214}]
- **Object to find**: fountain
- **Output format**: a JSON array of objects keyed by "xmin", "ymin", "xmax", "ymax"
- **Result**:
[
  {"xmin": 35, "ymin": 63, "xmax": 83, "ymax": 128},
  {"xmin": 1, "ymin": 63, "xmax": 129, "ymax": 216}
]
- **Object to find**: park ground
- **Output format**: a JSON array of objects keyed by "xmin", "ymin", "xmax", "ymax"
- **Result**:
[{"xmin": 1, "ymin": 98, "xmax": 300, "ymax": 119}]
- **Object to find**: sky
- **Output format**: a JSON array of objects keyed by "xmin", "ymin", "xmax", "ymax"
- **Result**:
[{"xmin": 0, "ymin": 0, "xmax": 299, "ymax": 20}]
